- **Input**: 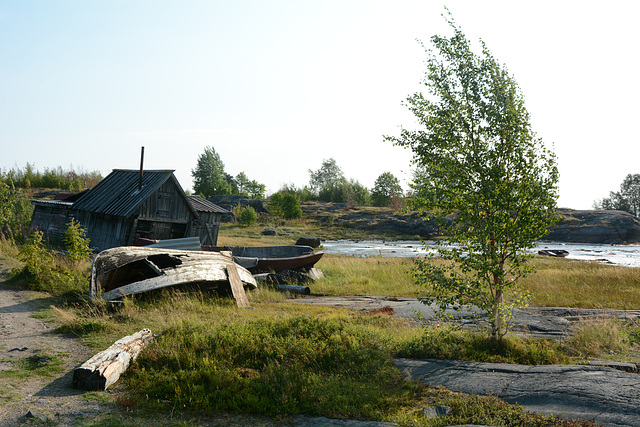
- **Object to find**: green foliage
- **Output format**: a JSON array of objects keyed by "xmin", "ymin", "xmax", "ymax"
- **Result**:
[
  {"xmin": 398, "ymin": 324, "xmax": 567, "ymax": 365},
  {"xmin": 191, "ymin": 147, "xmax": 266, "ymax": 199},
  {"xmin": 18, "ymin": 230, "xmax": 55, "ymax": 281},
  {"xmin": 128, "ymin": 315, "xmax": 417, "ymax": 419},
  {"xmin": 0, "ymin": 176, "xmax": 34, "ymax": 241},
  {"xmin": 233, "ymin": 205, "xmax": 258, "ymax": 226},
  {"xmin": 1, "ymin": 164, "xmax": 102, "ymax": 190},
  {"xmin": 308, "ymin": 158, "xmax": 344, "ymax": 192},
  {"xmin": 269, "ymin": 192, "xmax": 303, "ymax": 219},
  {"xmin": 307, "ymin": 159, "xmax": 371, "ymax": 205},
  {"xmin": 386, "ymin": 13, "xmax": 559, "ymax": 340},
  {"xmin": 14, "ymin": 230, "xmax": 89, "ymax": 295},
  {"xmin": 235, "ymin": 171, "xmax": 266, "ymax": 199},
  {"xmin": 371, "ymin": 172, "xmax": 403, "ymax": 207},
  {"xmin": 594, "ymin": 173, "xmax": 640, "ymax": 217},
  {"xmin": 63, "ymin": 218, "xmax": 92, "ymax": 263},
  {"xmin": 315, "ymin": 178, "xmax": 369, "ymax": 205},
  {"xmin": 191, "ymin": 146, "xmax": 233, "ymax": 197}
]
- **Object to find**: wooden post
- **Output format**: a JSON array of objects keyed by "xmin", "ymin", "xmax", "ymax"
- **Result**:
[
  {"xmin": 72, "ymin": 328, "xmax": 154, "ymax": 391},
  {"xmin": 226, "ymin": 264, "xmax": 250, "ymax": 308}
]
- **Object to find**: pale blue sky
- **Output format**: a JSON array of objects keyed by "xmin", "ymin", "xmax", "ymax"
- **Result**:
[{"xmin": 1, "ymin": 1, "xmax": 638, "ymax": 209}]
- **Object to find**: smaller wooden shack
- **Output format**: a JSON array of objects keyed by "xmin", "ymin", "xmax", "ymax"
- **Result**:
[
  {"xmin": 187, "ymin": 195, "xmax": 227, "ymax": 246},
  {"xmin": 30, "ymin": 169, "xmax": 228, "ymax": 252}
]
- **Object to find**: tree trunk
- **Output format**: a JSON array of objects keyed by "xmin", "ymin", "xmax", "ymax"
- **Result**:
[
  {"xmin": 492, "ymin": 289, "xmax": 503, "ymax": 341},
  {"xmin": 72, "ymin": 328, "xmax": 154, "ymax": 391}
]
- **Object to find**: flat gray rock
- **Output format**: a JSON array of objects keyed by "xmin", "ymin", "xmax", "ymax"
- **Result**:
[
  {"xmin": 395, "ymin": 358, "xmax": 640, "ymax": 426},
  {"xmin": 293, "ymin": 416, "xmax": 397, "ymax": 426},
  {"xmin": 291, "ymin": 296, "xmax": 640, "ymax": 339}
]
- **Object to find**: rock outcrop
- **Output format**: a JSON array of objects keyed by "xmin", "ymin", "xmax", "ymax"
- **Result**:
[
  {"xmin": 217, "ymin": 198, "xmax": 640, "ymax": 244},
  {"xmin": 301, "ymin": 202, "xmax": 441, "ymax": 239},
  {"xmin": 544, "ymin": 209, "xmax": 640, "ymax": 244}
]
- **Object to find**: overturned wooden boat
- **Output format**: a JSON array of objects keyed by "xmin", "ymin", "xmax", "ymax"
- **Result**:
[
  {"xmin": 90, "ymin": 246, "xmax": 257, "ymax": 301},
  {"xmin": 201, "ymin": 245, "xmax": 324, "ymax": 274},
  {"xmin": 538, "ymin": 249, "xmax": 570, "ymax": 258}
]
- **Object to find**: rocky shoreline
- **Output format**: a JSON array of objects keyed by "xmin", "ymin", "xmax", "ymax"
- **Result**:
[{"xmin": 209, "ymin": 196, "xmax": 640, "ymax": 244}]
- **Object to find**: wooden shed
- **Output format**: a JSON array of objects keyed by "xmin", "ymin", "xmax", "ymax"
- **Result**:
[
  {"xmin": 187, "ymin": 195, "xmax": 227, "ymax": 246},
  {"xmin": 30, "ymin": 169, "xmax": 228, "ymax": 252}
]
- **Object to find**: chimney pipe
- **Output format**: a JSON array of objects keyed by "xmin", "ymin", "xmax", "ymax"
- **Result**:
[{"xmin": 139, "ymin": 146, "xmax": 144, "ymax": 190}]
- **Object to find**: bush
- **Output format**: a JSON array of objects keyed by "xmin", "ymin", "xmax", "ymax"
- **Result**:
[
  {"xmin": 18, "ymin": 230, "xmax": 55, "ymax": 281},
  {"xmin": 0, "ymin": 177, "xmax": 34, "ymax": 242},
  {"xmin": 318, "ymin": 179, "xmax": 371, "ymax": 206},
  {"xmin": 269, "ymin": 192, "xmax": 302, "ymax": 219},
  {"xmin": 232, "ymin": 204, "xmax": 258, "ymax": 226},
  {"xmin": 239, "ymin": 206, "xmax": 258, "ymax": 226},
  {"xmin": 63, "ymin": 218, "xmax": 92, "ymax": 263},
  {"xmin": 14, "ymin": 229, "xmax": 90, "ymax": 295}
]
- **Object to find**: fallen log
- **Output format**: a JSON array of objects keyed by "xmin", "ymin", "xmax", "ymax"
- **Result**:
[{"xmin": 72, "ymin": 328, "xmax": 154, "ymax": 391}]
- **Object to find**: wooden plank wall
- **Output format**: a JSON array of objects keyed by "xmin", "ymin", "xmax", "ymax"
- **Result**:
[
  {"xmin": 138, "ymin": 181, "xmax": 192, "ymax": 223},
  {"xmin": 29, "ymin": 204, "xmax": 72, "ymax": 243},
  {"xmin": 188, "ymin": 211, "xmax": 222, "ymax": 245},
  {"xmin": 75, "ymin": 211, "xmax": 133, "ymax": 252}
]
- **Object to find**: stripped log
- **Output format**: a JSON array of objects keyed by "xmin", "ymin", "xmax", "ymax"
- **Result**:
[{"xmin": 72, "ymin": 328, "xmax": 154, "ymax": 391}]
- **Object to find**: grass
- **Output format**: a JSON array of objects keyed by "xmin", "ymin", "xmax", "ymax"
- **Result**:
[
  {"xmin": 313, "ymin": 254, "xmax": 420, "ymax": 296},
  {"xmin": 50, "ymin": 292, "xmax": 602, "ymax": 426},
  {"xmin": 0, "ymin": 352, "xmax": 66, "ymax": 381},
  {"xmin": 3, "ymin": 230, "xmax": 638, "ymax": 425},
  {"xmin": 523, "ymin": 256, "xmax": 640, "ymax": 309}
]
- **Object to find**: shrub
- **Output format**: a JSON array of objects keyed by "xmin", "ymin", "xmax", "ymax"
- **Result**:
[
  {"xmin": 18, "ymin": 230, "xmax": 55, "ymax": 281},
  {"xmin": 0, "ymin": 177, "xmax": 34, "ymax": 242},
  {"xmin": 14, "ymin": 229, "xmax": 90, "ymax": 295},
  {"xmin": 63, "ymin": 218, "xmax": 92, "ymax": 263},
  {"xmin": 269, "ymin": 192, "xmax": 302, "ymax": 219},
  {"xmin": 239, "ymin": 206, "xmax": 258, "ymax": 226}
]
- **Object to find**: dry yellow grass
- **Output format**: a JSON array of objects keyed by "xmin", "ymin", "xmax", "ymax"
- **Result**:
[
  {"xmin": 523, "ymin": 257, "xmax": 640, "ymax": 309},
  {"xmin": 312, "ymin": 254, "xmax": 422, "ymax": 297}
]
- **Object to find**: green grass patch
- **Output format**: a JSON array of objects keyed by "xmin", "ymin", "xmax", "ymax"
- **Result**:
[
  {"xmin": 128, "ymin": 315, "xmax": 416, "ymax": 419},
  {"xmin": 397, "ymin": 324, "xmax": 569, "ymax": 365},
  {"xmin": 46, "ymin": 289, "xmax": 607, "ymax": 425},
  {"xmin": 0, "ymin": 352, "xmax": 65, "ymax": 379}
]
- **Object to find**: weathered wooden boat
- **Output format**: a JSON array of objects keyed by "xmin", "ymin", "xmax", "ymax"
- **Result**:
[
  {"xmin": 90, "ymin": 246, "xmax": 257, "ymax": 301},
  {"xmin": 538, "ymin": 249, "xmax": 570, "ymax": 258},
  {"xmin": 201, "ymin": 245, "xmax": 324, "ymax": 274}
]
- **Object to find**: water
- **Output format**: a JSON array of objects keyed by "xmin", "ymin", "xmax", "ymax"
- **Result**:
[{"xmin": 321, "ymin": 240, "xmax": 640, "ymax": 268}]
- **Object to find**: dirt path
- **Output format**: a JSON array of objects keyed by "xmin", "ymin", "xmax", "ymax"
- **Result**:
[{"xmin": 0, "ymin": 272, "xmax": 121, "ymax": 425}]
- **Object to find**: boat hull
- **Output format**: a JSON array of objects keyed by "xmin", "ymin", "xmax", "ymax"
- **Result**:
[
  {"xmin": 538, "ymin": 249, "xmax": 569, "ymax": 257},
  {"xmin": 201, "ymin": 245, "xmax": 324, "ymax": 274},
  {"xmin": 90, "ymin": 246, "xmax": 257, "ymax": 300}
]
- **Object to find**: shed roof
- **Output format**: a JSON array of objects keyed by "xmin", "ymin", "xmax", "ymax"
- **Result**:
[
  {"xmin": 72, "ymin": 169, "xmax": 198, "ymax": 218},
  {"xmin": 187, "ymin": 195, "xmax": 229, "ymax": 214}
]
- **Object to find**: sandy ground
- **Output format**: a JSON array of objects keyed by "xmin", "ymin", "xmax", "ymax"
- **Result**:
[{"xmin": 0, "ymin": 273, "xmax": 119, "ymax": 425}]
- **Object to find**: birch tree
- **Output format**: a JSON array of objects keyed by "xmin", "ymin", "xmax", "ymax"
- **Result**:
[{"xmin": 386, "ymin": 14, "xmax": 559, "ymax": 340}]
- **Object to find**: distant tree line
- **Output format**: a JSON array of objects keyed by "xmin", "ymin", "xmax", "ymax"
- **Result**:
[
  {"xmin": 1, "ymin": 164, "xmax": 103, "ymax": 192},
  {"xmin": 191, "ymin": 147, "xmax": 407, "ymax": 210},
  {"xmin": 594, "ymin": 173, "xmax": 640, "ymax": 217},
  {"xmin": 191, "ymin": 146, "xmax": 266, "ymax": 199}
]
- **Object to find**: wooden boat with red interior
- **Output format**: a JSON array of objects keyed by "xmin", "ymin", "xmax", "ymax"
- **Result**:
[{"xmin": 201, "ymin": 245, "xmax": 324, "ymax": 274}]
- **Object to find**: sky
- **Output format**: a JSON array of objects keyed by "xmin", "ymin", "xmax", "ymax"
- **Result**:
[{"xmin": 1, "ymin": 1, "xmax": 639, "ymax": 210}]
